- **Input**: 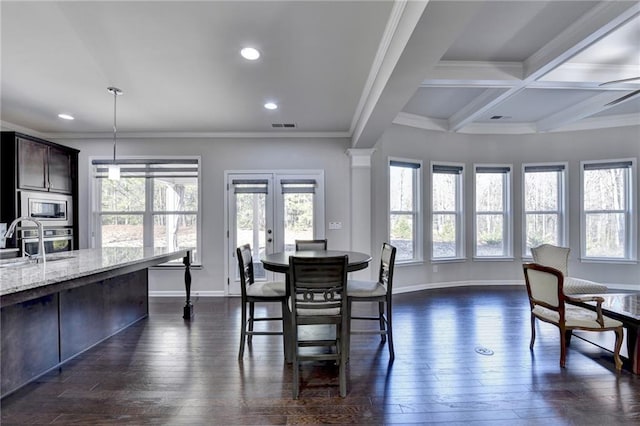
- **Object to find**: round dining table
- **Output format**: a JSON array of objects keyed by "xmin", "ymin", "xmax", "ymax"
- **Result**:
[
  {"xmin": 261, "ymin": 249, "xmax": 372, "ymax": 363},
  {"xmin": 261, "ymin": 250, "xmax": 372, "ymax": 274}
]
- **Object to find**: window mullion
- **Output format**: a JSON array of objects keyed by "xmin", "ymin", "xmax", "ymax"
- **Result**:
[{"xmin": 144, "ymin": 176, "xmax": 154, "ymax": 247}]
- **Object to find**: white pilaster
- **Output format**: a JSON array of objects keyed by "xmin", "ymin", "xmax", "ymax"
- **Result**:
[{"xmin": 346, "ymin": 148, "xmax": 375, "ymax": 279}]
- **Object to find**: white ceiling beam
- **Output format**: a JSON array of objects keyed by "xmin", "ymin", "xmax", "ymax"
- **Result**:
[
  {"xmin": 351, "ymin": 0, "xmax": 483, "ymax": 148},
  {"xmin": 448, "ymin": 1, "xmax": 640, "ymax": 133},
  {"xmin": 536, "ymin": 91, "xmax": 636, "ymax": 132},
  {"xmin": 524, "ymin": 1, "xmax": 640, "ymax": 80},
  {"xmin": 392, "ymin": 112, "xmax": 448, "ymax": 132},
  {"xmin": 425, "ymin": 60, "xmax": 522, "ymax": 82}
]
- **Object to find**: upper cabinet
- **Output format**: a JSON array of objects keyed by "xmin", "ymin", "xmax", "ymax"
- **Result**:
[{"xmin": 2, "ymin": 133, "xmax": 78, "ymax": 195}]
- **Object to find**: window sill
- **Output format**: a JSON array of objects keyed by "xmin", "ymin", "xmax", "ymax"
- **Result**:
[
  {"xmin": 579, "ymin": 258, "xmax": 637, "ymax": 265},
  {"xmin": 472, "ymin": 256, "xmax": 515, "ymax": 262},
  {"xmin": 431, "ymin": 257, "xmax": 467, "ymax": 264},
  {"xmin": 396, "ymin": 260, "xmax": 424, "ymax": 267}
]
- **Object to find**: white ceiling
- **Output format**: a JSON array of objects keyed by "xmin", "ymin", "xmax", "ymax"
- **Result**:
[{"xmin": 1, "ymin": 1, "xmax": 639, "ymax": 148}]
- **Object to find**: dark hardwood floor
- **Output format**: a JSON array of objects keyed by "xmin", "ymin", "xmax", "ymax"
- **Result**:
[{"xmin": 2, "ymin": 286, "xmax": 639, "ymax": 425}]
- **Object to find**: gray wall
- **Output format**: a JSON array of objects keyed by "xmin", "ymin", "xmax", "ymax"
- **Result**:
[
  {"xmin": 372, "ymin": 124, "xmax": 640, "ymax": 290},
  {"xmin": 59, "ymin": 124, "xmax": 639, "ymax": 294},
  {"xmin": 62, "ymin": 136, "xmax": 353, "ymax": 295}
]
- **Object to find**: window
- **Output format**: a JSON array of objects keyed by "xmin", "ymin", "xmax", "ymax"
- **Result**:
[
  {"xmin": 581, "ymin": 159, "xmax": 636, "ymax": 261},
  {"xmin": 522, "ymin": 163, "xmax": 567, "ymax": 257},
  {"xmin": 474, "ymin": 165, "xmax": 512, "ymax": 258},
  {"xmin": 389, "ymin": 159, "xmax": 422, "ymax": 262},
  {"xmin": 92, "ymin": 158, "xmax": 200, "ymax": 264},
  {"xmin": 431, "ymin": 163, "xmax": 464, "ymax": 260}
]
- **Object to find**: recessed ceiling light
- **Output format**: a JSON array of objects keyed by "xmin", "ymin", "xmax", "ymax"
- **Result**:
[
  {"xmin": 58, "ymin": 113, "xmax": 74, "ymax": 120},
  {"xmin": 240, "ymin": 47, "xmax": 260, "ymax": 60},
  {"xmin": 264, "ymin": 102, "xmax": 278, "ymax": 110}
]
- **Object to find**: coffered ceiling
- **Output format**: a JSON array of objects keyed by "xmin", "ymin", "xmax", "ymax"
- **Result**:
[{"xmin": 1, "ymin": 1, "xmax": 639, "ymax": 148}]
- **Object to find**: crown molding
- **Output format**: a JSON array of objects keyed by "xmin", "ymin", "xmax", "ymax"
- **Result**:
[{"xmin": 392, "ymin": 112, "xmax": 639, "ymax": 135}]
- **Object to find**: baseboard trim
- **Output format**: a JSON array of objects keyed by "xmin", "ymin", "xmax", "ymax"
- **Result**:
[
  {"xmin": 393, "ymin": 280, "xmax": 524, "ymax": 294},
  {"xmin": 149, "ymin": 290, "xmax": 226, "ymax": 298},
  {"xmin": 150, "ymin": 280, "xmax": 633, "ymax": 298}
]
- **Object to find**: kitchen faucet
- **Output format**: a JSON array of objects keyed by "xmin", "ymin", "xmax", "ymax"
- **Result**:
[{"xmin": 3, "ymin": 217, "xmax": 46, "ymax": 264}]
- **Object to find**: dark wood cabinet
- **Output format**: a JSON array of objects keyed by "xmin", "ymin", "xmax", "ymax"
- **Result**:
[
  {"xmin": 16, "ymin": 136, "xmax": 73, "ymax": 193},
  {"xmin": 1, "ymin": 132, "xmax": 79, "ymax": 250}
]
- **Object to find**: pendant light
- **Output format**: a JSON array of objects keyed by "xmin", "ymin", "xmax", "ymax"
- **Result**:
[{"xmin": 107, "ymin": 86, "xmax": 123, "ymax": 180}]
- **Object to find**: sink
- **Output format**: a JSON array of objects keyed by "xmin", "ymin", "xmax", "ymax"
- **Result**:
[{"xmin": 0, "ymin": 255, "xmax": 75, "ymax": 268}]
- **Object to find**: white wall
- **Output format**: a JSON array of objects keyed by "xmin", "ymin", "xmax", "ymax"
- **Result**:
[
  {"xmin": 61, "ymin": 136, "xmax": 353, "ymax": 296},
  {"xmin": 372, "ymin": 124, "xmax": 640, "ymax": 291}
]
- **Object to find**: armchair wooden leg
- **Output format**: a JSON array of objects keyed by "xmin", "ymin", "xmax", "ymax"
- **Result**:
[
  {"xmin": 530, "ymin": 315, "xmax": 536, "ymax": 350},
  {"xmin": 613, "ymin": 327, "xmax": 624, "ymax": 371},
  {"xmin": 565, "ymin": 330, "xmax": 573, "ymax": 347},
  {"xmin": 559, "ymin": 327, "xmax": 567, "ymax": 368}
]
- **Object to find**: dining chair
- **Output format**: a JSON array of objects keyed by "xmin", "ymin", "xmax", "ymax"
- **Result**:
[
  {"xmin": 236, "ymin": 244, "xmax": 288, "ymax": 360},
  {"xmin": 289, "ymin": 254, "xmax": 349, "ymax": 398},
  {"xmin": 522, "ymin": 263, "xmax": 623, "ymax": 370},
  {"xmin": 347, "ymin": 242, "xmax": 397, "ymax": 361},
  {"xmin": 295, "ymin": 239, "xmax": 327, "ymax": 251}
]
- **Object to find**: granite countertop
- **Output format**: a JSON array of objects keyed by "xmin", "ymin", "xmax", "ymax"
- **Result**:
[{"xmin": 0, "ymin": 247, "xmax": 188, "ymax": 298}]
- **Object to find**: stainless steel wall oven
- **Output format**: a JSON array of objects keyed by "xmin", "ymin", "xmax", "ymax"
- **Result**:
[{"xmin": 21, "ymin": 228, "xmax": 73, "ymax": 255}]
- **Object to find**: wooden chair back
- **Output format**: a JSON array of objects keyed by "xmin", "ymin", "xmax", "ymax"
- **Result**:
[{"xmin": 295, "ymin": 239, "xmax": 327, "ymax": 251}]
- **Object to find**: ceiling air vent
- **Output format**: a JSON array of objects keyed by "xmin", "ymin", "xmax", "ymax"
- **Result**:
[{"xmin": 272, "ymin": 123, "xmax": 296, "ymax": 128}]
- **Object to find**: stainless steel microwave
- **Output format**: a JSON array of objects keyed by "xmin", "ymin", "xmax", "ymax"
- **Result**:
[{"xmin": 20, "ymin": 191, "xmax": 73, "ymax": 227}]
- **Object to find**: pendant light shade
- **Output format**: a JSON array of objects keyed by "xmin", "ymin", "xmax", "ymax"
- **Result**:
[{"xmin": 107, "ymin": 86, "xmax": 123, "ymax": 180}]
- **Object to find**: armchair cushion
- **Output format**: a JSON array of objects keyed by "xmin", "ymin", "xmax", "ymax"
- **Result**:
[
  {"xmin": 563, "ymin": 277, "xmax": 608, "ymax": 295},
  {"xmin": 532, "ymin": 304, "xmax": 622, "ymax": 329}
]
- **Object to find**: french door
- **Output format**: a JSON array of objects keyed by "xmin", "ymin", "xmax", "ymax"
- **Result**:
[{"xmin": 226, "ymin": 171, "xmax": 325, "ymax": 295}]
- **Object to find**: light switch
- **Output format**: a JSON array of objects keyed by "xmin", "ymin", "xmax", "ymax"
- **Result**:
[{"xmin": 328, "ymin": 221, "xmax": 342, "ymax": 230}]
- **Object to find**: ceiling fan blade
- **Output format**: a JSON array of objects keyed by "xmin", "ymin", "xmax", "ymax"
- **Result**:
[
  {"xmin": 604, "ymin": 89, "xmax": 640, "ymax": 107},
  {"xmin": 599, "ymin": 76, "xmax": 640, "ymax": 86}
]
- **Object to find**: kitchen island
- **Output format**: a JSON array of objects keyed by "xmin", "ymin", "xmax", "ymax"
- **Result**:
[{"xmin": 0, "ymin": 247, "xmax": 191, "ymax": 398}]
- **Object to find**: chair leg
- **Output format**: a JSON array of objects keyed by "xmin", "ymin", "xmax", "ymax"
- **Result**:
[
  {"xmin": 559, "ymin": 327, "xmax": 567, "ymax": 368},
  {"xmin": 565, "ymin": 330, "xmax": 573, "ymax": 347},
  {"xmin": 529, "ymin": 315, "xmax": 536, "ymax": 350},
  {"xmin": 613, "ymin": 327, "xmax": 624, "ymax": 371},
  {"xmin": 238, "ymin": 301, "xmax": 247, "ymax": 360},
  {"xmin": 248, "ymin": 302, "xmax": 255, "ymax": 344},
  {"xmin": 346, "ymin": 298, "xmax": 352, "ymax": 361},
  {"xmin": 338, "ymin": 322, "xmax": 347, "ymax": 397},
  {"xmin": 378, "ymin": 301, "xmax": 386, "ymax": 344},
  {"xmin": 386, "ymin": 299, "xmax": 394, "ymax": 361},
  {"xmin": 282, "ymin": 299, "xmax": 292, "ymax": 363},
  {"xmin": 292, "ymin": 329, "xmax": 300, "ymax": 399}
]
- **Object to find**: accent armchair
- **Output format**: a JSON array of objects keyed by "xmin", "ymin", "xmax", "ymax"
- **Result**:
[{"xmin": 523, "ymin": 263, "xmax": 623, "ymax": 371}]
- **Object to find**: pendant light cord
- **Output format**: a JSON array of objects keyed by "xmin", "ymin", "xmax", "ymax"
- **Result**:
[
  {"xmin": 107, "ymin": 87, "xmax": 123, "ymax": 164},
  {"xmin": 112, "ymin": 90, "xmax": 117, "ymax": 163}
]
